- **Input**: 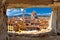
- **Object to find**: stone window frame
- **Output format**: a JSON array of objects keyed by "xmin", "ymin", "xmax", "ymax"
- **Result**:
[{"xmin": 3, "ymin": 3, "xmax": 58, "ymax": 37}]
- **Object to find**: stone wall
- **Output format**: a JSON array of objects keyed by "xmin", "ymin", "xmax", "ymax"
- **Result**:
[
  {"xmin": 56, "ymin": 7, "xmax": 60, "ymax": 33},
  {"xmin": 6, "ymin": 0, "xmax": 53, "ymax": 5},
  {"xmin": 0, "ymin": 0, "xmax": 7, "ymax": 40}
]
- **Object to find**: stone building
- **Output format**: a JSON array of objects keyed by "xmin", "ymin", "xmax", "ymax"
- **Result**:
[{"xmin": 0, "ymin": 0, "xmax": 60, "ymax": 40}]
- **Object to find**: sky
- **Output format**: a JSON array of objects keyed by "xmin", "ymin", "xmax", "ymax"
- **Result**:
[{"xmin": 6, "ymin": 7, "xmax": 53, "ymax": 17}]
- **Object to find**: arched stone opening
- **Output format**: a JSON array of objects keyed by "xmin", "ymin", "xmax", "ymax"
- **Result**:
[{"xmin": 6, "ymin": 4, "xmax": 57, "ymax": 34}]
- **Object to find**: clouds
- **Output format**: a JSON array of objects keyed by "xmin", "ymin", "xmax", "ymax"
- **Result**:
[{"xmin": 6, "ymin": 8, "xmax": 22, "ymax": 16}]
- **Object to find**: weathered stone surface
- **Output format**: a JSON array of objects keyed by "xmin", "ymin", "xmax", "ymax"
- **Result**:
[
  {"xmin": 0, "ymin": 0, "xmax": 7, "ymax": 40},
  {"xmin": 57, "ymin": 7, "xmax": 60, "ymax": 33},
  {"xmin": 6, "ymin": 0, "xmax": 53, "ymax": 5}
]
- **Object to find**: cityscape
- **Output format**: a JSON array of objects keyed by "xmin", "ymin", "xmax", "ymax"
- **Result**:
[{"xmin": 7, "ymin": 7, "xmax": 52, "ymax": 34}]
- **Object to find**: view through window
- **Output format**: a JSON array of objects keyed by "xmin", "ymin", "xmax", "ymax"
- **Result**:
[{"xmin": 6, "ymin": 7, "xmax": 53, "ymax": 34}]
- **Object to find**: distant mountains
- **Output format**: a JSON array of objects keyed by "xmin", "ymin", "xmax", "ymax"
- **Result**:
[
  {"xmin": 8, "ymin": 14, "xmax": 50, "ymax": 18},
  {"xmin": 8, "ymin": 14, "xmax": 30, "ymax": 18}
]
